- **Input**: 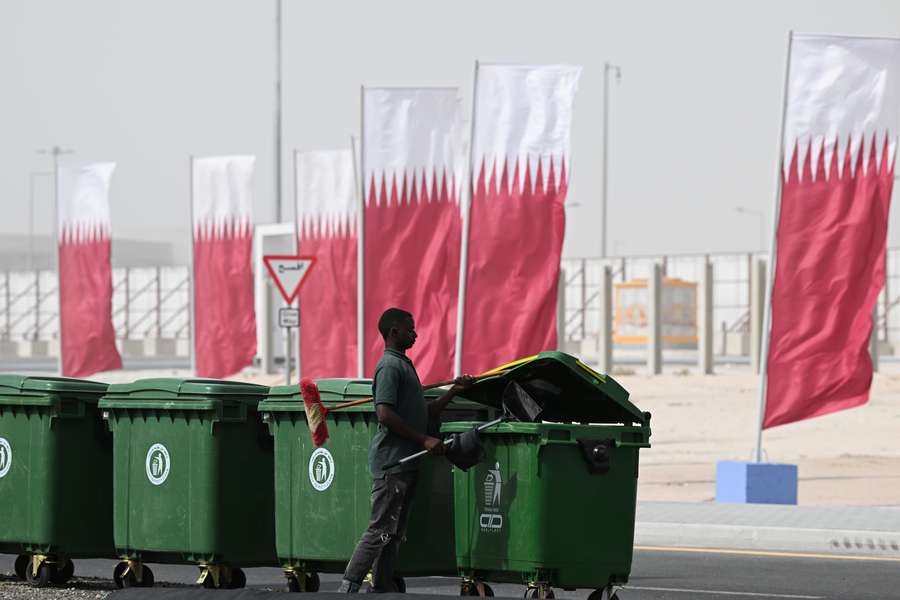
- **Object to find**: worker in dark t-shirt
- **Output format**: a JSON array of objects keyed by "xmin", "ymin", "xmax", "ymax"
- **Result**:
[{"xmin": 338, "ymin": 307, "xmax": 474, "ymax": 593}]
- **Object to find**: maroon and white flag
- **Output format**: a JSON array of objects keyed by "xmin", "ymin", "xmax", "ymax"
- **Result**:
[
  {"xmin": 764, "ymin": 34, "xmax": 900, "ymax": 428},
  {"xmin": 57, "ymin": 162, "xmax": 122, "ymax": 377},
  {"xmin": 362, "ymin": 88, "xmax": 465, "ymax": 380},
  {"xmin": 192, "ymin": 156, "xmax": 257, "ymax": 378},
  {"xmin": 460, "ymin": 64, "xmax": 581, "ymax": 374},
  {"xmin": 296, "ymin": 149, "xmax": 357, "ymax": 378}
]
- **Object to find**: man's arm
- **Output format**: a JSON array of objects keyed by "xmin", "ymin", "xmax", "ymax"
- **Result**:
[
  {"xmin": 374, "ymin": 364, "xmax": 445, "ymax": 454},
  {"xmin": 375, "ymin": 404, "xmax": 444, "ymax": 454},
  {"xmin": 427, "ymin": 375, "xmax": 476, "ymax": 419}
]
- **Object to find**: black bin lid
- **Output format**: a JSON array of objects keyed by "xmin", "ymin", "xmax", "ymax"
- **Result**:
[{"xmin": 460, "ymin": 351, "xmax": 646, "ymax": 425}]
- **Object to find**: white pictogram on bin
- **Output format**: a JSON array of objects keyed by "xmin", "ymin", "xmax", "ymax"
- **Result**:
[
  {"xmin": 145, "ymin": 443, "xmax": 171, "ymax": 485},
  {"xmin": 0, "ymin": 438, "xmax": 11, "ymax": 479},
  {"xmin": 479, "ymin": 462, "xmax": 504, "ymax": 532},
  {"xmin": 308, "ymin": 447, "xmax": 335, "ymax": 491}
]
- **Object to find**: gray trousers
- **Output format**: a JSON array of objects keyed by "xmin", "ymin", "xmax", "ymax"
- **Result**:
[{"xmin": 342, "ymin": 471, "xmax": 419, "ymax": 592}]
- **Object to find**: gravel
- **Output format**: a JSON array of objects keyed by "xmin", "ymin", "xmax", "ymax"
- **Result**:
[{"xmin": 0, "ymin": 574, "xmax": 114, "ymax": 600}]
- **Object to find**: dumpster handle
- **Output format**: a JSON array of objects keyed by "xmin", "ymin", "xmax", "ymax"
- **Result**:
[
  {"xmin": 539, "ymin": 438, "xmax": 650, "ymax": 449},
  {"xmin": 613, "ymin": 441, "xmax": 651, "ymax": 449},
  {"xmin": 381, "ymin": 416, "xmax": 506, "ymax": 471}
]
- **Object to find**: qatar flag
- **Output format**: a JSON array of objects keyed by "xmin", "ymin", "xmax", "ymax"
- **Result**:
[
  {"xmin": 192, "ymin": 156, "xmax": 257, "ymax": 378},
  {"xmin": 296, "ymin": 149, "xmax": 357, "ymax": 378},
  {"xmin": 764, "ymin": 34, "xmax": 900, "ymax": 428},
  {"xmin": 57, "ymin": 162, "xmax": 122, "ymax": 377},
  {"xmin": 460, "ymin": 64, "xmax": 581, "ymax": 374},
  {"xmin": 362, "ymin": 88, "xmax": 465, "ymax": 380}
]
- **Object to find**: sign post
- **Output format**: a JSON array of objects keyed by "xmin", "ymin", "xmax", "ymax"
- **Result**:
[{"xmin": 263, "ymin": 255, "xmax": 315, "ymax": 384}]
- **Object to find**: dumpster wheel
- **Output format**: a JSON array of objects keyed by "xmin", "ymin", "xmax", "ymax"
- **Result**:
[
  {"xmin": 284, "ymin": 570, "xmax": 320, "ymax": 593},
  {"xmin": 51, "ymin": 559, "xmax": 75, "ymax": 585},
  {"xmin": 524, "ymin": 584, "xmax": 555, "ymax": 599},
  {"xmin": 13, "ymin": 554, "xmax": 28, "ymax": 581},
  {"xmin": 361, "ymin": 573, "xmax": 406, "ymax": 593},
  {"xmin": 460, "ymin": 579, "xmax": 495, "ymax": 596},
  {"xmin": 198, "ymin": 564, "xmax": 246, "ymax": 589},
  {"xmin": 25, "ymin": 555, "xmax": 55, "ymax": 587},
  {"xmin": 114, "ymin": 561, "xmax": 154, "ymax": 588},
  {"xmin": 587, "ymin": 587, "xmax": 619, "ymax": 600}
]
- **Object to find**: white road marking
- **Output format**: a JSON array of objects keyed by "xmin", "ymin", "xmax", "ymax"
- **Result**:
[
  {"xmin": 626, "ymin": 585, "xmax": 823, "ymax": 598},
  {"xmin": 636, "ymin": 544, "xmax": 900, "ymax": 563}
]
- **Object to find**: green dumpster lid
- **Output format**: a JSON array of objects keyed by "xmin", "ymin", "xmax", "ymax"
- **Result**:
[
  {"xmin": 460, "ymin": 351, "xmax": 647, "ymax": 425},
  {"xmin": 0, "ymin": 374, "xmax": 108, "ymax": 394},
  {"xmin": 104, "ymin": 378, "xmax": 268, "ymax": 399}
]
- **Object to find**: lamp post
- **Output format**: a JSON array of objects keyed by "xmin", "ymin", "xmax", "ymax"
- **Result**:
[
  {"xmin": 735, "ymin": 206, "xmax": 766, "ymax": 252},
  {"xmin": 601, "ymin": 61, "xmax": 622, "ymax": 259},
  {"xmin": 28, "ymin": 172, "xmax": 52, "ymax": 270}
]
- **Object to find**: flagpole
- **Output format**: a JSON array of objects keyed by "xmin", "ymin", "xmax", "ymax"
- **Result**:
[
  {"xmin": 754, "ymin": 31, "xmax": 794, "ymax": 463},
  {"xmin": 52, "ymin": 150, "xmax": 62, "ymax": 376},
  {"xmin": 356, "ymin": 89, "xmax": 366, "ymax": 378},
  {"xmin": 274, "ymin": 0, "xmax": 284, "ymax": 223},
  {"xmin": 38, "ymin": 146, "xmax": 72, "ymax": 376},
  {"xmin": 454, "ymin": 61, "xmax": 480, "ymax": 378},
  {"xmin": 293, "ymin": 149, "xmax": 301, "ymax": 379},
  {"xmin": 188, "ymin": 155, "xmax": 197, "ymax": 376}
]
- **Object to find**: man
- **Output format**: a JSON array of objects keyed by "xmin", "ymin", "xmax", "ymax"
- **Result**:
[{"xmin": 338, "ymin": 307, "xmax": 474, "ymax": 593}]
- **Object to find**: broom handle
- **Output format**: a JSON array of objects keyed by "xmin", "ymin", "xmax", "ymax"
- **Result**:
[{"xmin": 327, "ymin": 370, "xmax": 507, "ymax": 411}]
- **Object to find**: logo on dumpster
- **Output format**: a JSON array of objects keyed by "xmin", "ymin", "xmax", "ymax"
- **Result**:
[
  {"xmin": 145, "ymin": 443, "xmax": 171, "ymax": 486},
  {"xmin": 0, "ymin": 438, "xmax": 11, "ymax": 479},
  {"xmin": 479, "ymin": 462, "xmax": 503, "ymax": 532},
  {"xmin": 308, "ymin": 447, "xmax": 335, "ymax": 491}
]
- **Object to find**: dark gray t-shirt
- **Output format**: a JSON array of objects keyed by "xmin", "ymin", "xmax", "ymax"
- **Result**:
[{"xmin": 368, "ymin": 349, "xmax": 427, "ymax": 478}]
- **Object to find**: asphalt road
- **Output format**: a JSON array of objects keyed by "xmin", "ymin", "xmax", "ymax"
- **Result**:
[{"xmin": 3, "ymin": 548, "xmax": 899, "ymax": 600}]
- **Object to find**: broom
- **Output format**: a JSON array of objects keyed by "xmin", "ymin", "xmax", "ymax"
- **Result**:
[
  {"xmin": 301, "ymin": 378, "xmax": 330, "ymax": 447},
  {"xmin": 300, "ymin": 367, "xmax": 512, "ymax": 447}
]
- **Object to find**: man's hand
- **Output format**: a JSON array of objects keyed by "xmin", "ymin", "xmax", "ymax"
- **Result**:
[
  {"xmin": 423, "ymin": 436, "xmax": 446, "ymax": 455},
  {"xmin": 450, "ymin": 374, "xmax": 476, "ymax": 392}
]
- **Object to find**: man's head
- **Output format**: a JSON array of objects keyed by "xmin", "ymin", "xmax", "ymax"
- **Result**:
[{"xmin": 378, "ymin": 307, "xmax": 417, "ymax": 351}]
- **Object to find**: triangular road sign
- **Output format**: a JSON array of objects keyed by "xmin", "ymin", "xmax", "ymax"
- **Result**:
[{"xmin": 263, "ymin": 255, "xmax": 316, "ymax": 305}]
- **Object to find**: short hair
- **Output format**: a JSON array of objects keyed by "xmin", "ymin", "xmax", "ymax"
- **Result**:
[{"xmin": 378, "ymin": 308, "xmax": 413, "ymax": 340}]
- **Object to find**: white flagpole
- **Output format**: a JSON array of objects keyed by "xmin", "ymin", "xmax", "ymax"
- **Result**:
[
  {"xmin": 453, "ymin": 61, "xmax": 480, "ymax": 378},
  {"xmin": 38, "ymin": 145, "xmax": 73, "ymax": 376},
  {"xmin": 356, "ymin": 90, "xmax": 366, "ymax": 378},
  {"xmin": 188, "ymin": 155, "xmax": 197, "ymax": 376},
  {"xmin": 52, "ymin": 151, "xmax": 63, "ymax": 376},
  {"xmin": 754, "ymin": 31, "xmax": 794, "ymax": 463},
  {"xmin": 293, "ymin": 149, "xmax": 301, "ymax": 380}
]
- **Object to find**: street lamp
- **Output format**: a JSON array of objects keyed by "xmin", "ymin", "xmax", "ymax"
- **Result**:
[
  {"xmin": 601, "ymin": 61, "xmax": 622, "ymax": 259},
  {"xmin": 735, "ymin": 206, "xmax": 765, "ymax": 252}
]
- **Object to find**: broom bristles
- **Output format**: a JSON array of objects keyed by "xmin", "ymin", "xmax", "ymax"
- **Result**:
[{"xmin": 300, "ymin": 377, "xmax": 329, "ymax": 447}]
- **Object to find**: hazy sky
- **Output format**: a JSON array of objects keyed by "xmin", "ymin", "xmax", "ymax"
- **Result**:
[{"xmin": 4, "ymin": 0, "xmax": 900, "ymax": 263}]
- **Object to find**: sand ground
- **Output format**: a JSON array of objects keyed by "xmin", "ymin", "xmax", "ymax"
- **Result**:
[
  {"xmin": 614, "ymin": 363, "xmax": 900, "ymax": 506},
  {"xmin": 83, "ymin": 361, "xmax": 900, "ymax": 507}
]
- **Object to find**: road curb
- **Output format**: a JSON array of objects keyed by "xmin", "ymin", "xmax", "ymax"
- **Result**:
[{"xmin": 635, "ymin": 521, "xmax": 900, "ymax": 558}]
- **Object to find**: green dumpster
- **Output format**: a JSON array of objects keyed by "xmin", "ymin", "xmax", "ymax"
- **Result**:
[
  {"xmin": 0, "ymin": 375, "xmax": 112, "ymax": 586},
  {"xmin": 442, "ymin": 352, "xmax": 651, "ymax": 600},
  {"xmin": 98, "ymin": 378, "xmax": 275, "ymax": 589},
  {"xmin": 259, "ymin": 379, "xmax": 489, "ymax": 592}
]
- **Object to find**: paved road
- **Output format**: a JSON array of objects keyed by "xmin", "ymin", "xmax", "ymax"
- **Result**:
[{"xmin": 3, "ymin": 548, "xmax": 899, "ymax": 599}]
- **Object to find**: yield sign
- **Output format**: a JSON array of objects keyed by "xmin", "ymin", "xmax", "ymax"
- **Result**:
[{"xmin": 263, "ymin": 255, "xmax": 316, "ymax": 304}]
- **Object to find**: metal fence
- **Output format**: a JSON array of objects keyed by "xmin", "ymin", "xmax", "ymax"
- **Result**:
[
  {"xmin": 562, "ymin": 249, "xmax": 896, "ymax": 351},
  {"xmin": 2, "ymin": 252, "xmax": 897, "ymax": 358},
  {"xmin": 0, "ymin": 266, "xmax": 190, "ymax": 343}
]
